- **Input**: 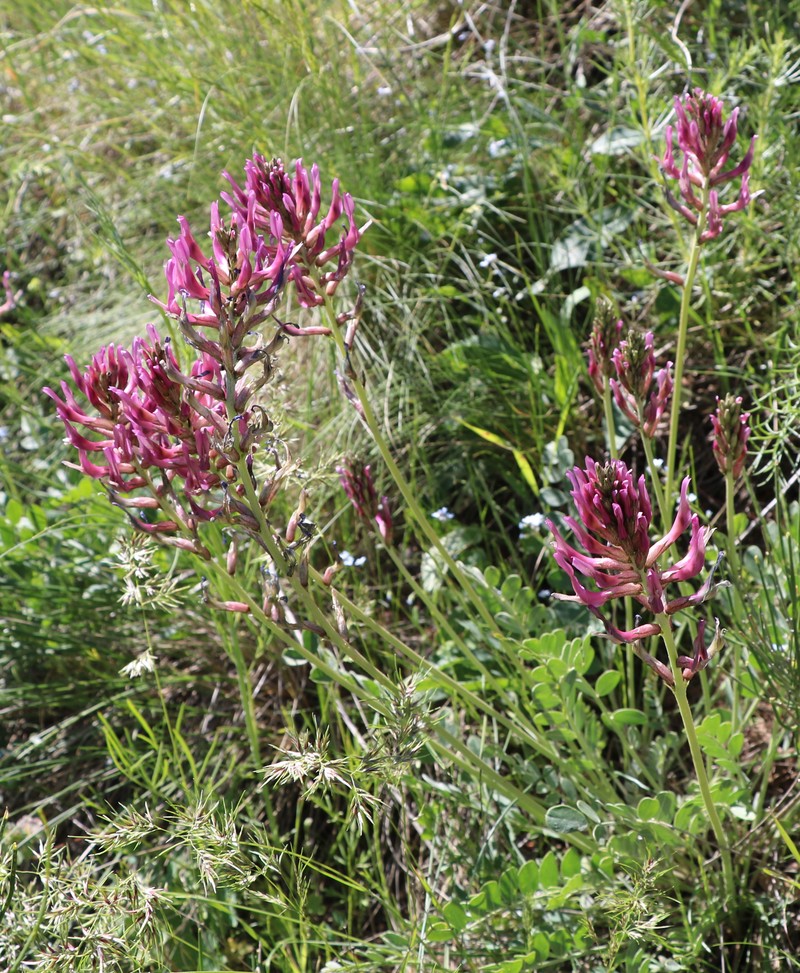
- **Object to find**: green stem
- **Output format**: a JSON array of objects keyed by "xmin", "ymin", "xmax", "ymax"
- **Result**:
[
  {"xmin": 224, "ymin": 369, "xmax": 401, "ymax": 700},
  {"xmin": 724, "ymin": 468, "xmax": 745, "ymax": 733},
  {"xmin": 641, "ymin": 432, "xmax": 668, "ymax": 529},
  {"xmin": 656, "ymin": 613, "xmax": 734, "ymax": 900},
  {"xmin": 205, "ymin": 559, "xmax": 394, "ymax": 718},
  {"xmin": 725, "ymin": 470, "xmax": 742, "ymax": 578},
  {"xmin": 330, "ymin": 575, "xmax": 561, "ymax": 765},
  {"xmin": 602, "ymin": 380, "xmax": 618, "ymax": 461},
  {"xmin": 665, "ymin": 196, "xmax": 708, "ymax": 512},
  {"xmin": 229, "ymin": 626, "xmax": 261, "ymax": 766},
  {"xmin": 322, "ymin": 297, "xmax": 500, "ymax": 639}
]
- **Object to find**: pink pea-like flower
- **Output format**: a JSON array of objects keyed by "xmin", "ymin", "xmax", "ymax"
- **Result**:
[
  {"xmin": 609, "ymin": 330, "xmax": 673, "ymax": 438},
  {"xmin": 44, "ymin": 326, "xmax": 229, "ymax": 497},
  {"xmin": 223, "ymin": 156, "xmax": 369, "ymax": 307},
  {"xmin": 547, "ymin": 458, "xmax": 719, "ymax": 644},
  {"xmin": 150, "ymin": 203, "xmax": 289, "ymax": 331},
  {"xmin": 711, "ymin": 394, "xmax": 750, "ymax": 480},
  {"xmin": 659, "ymin": 88, "xmax": 755, "ymax": 242}
]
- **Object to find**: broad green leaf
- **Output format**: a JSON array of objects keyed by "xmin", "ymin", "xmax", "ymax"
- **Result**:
[
  {"xmin": 576, "ymin": 800, "xmax": 601, "ymax": 824},
  {"xmin": 637, "ymin": 797, "xmax": 661, "ymax": 821},
  {"xmin": 595, "ymin": 670, "xmax": 621, "ymax": 696},
  {"xmin": 499, "ymin": 867, "xmax": 519, "ymax": 902},
  {"xmin": 604, "ymin": 708, "xmax": 648, "ymax": 728},
  {"xmin": 426, "ymin": 921, "xmax": 454, "ymax": 943},
  {"xmin": 545, "ymin": 805, "xmax": 589, "ymax": 834},
  {"xmin": 443, "ymin": 901, "xmax": 468, "ymax": 932},
  {"xmin": 539, "ymin": 850, "xmax": 560, "ymax": 887},
  {"xmin": 561, "ymin": 847, "xmax": 582, "ymax": 878},
  {"xmin": 518, "ymin": 859, "xmax": 539, "ymax": 893}
]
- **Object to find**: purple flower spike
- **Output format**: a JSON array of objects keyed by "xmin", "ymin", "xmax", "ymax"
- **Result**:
[
  {"xmin": 150, "ymin": 204, "xmax": 289, "ymax": 331},
  {"xmin": 44, "ymin": 327, "xmax": 234, "ymax": 542},
  {"xmin": 711, "ymin": 394, "xmax": 751, "ymax": 479},
  {"xmin": 659, "ymin": 88, "xmax": 755, "ymax": 242},
  {"xmin": 337, "ymin": 459, "xmax": 393, "ymax": 545},
  {"xmin": 547, "ymin": 459, "xmax": 716, "ymax": 652},
  {"xmin": 609, "ymin": 330, "xmax": 673, "ymax": 438},
  {"xmin": 222, "ymin": 156, "xmax": 370, "ymax": 307},
  {"xmin": 586, "ymin": 298, "xmax": 624, "ymax": 396}
]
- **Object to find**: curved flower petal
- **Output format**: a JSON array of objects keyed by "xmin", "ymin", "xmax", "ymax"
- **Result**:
[{"xmin": 647, "ymin": 477, "xmax": 692, "ymax": 565}]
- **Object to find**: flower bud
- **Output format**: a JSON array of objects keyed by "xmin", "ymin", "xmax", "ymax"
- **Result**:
[
  {"xmin": 711, "ymin": 394, "xmax": 750, "ymax": 479},
  {"xmin": 586, "ymin": 298, "xmax": 623, "ymax": 395}
]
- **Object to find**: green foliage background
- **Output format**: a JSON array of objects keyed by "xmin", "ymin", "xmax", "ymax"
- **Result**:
[{"xmin": 1, "ymin": 1, "xmax": 800, "ymax": 971}]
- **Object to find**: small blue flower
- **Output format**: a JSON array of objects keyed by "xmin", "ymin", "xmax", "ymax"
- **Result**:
[
  {"xmin": 340, "ymin": 550, "xmax": 367, "ymax": 567},
  {"xmin": 431, "ymin": 507, "xmax": 455, "ymax": 522}
]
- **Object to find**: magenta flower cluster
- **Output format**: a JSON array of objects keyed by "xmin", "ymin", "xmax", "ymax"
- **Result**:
[
  {"xmin": 222, "ymin": 156, "xmax": 366, "ymax": 308},
  {"xmin": 609, "ymin": 331, "xmax": 673, "ymax": 438},
  {"xmin": 46, "ymin": 154, "xmax": 366, "ymax": 557},
  {"xmin": 547, "ymin": 459, "xmax": 717, "ymax": 645},
  {"xmin": 337, "ymin": 460, "xmax": 393, "ymax": 545},
  {"xmin": 586, "ymin": 313, "xmax": 673, "ymax": 439},
  {"xmin": 660, "ymin": 88, "xmax": 755, "ymax": 242},
  {"xmin": 44, "ymin": 327, "xmax": 234, "ymax": 550}
]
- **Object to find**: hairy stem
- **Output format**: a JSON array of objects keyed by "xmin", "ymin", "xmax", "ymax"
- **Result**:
[
  {"xmin": 656, "ymin": 613, "xmax": 735, "ymax": 900},
  {"xmin": 664, "ymin": 191, "xmax": 708, "ymax": 512}
]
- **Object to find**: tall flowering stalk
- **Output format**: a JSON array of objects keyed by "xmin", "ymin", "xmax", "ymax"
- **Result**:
[
  {"xmin": 711, "ymin": 396, "xmax": 751, "ymax": 732},
  {"xmin": 658, "ymin": 89, "xmax": 755, "ymax": 518},
  {"xmin": 47, "ymin": 155, "xmax": 368, "ymax": 574},
  {"xmin": 45, "ymin": 154, "xmax": 393, "ymax": 764},
  {"xmin": 660, "ymin": 90, "xmax": 755, "ymax": 245},
  {"xmin": 548, "ymin": 458, "xmax": 733, "ymax": 896}
]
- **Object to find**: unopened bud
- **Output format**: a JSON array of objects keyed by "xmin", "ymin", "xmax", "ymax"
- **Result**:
[{"xmin": 711, "ymin": 394, "xmax": 750, "ymax": 479}]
